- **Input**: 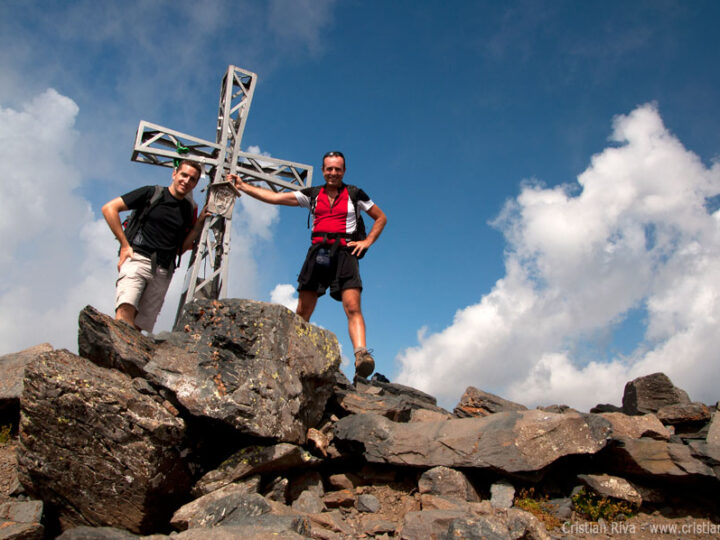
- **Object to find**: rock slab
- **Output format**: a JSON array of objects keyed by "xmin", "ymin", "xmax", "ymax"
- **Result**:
[
  {"xmin": 144, "ymin": 299, "xmax": 341, "ymax": 444},
  {"xmin": 17, "ymin": 350, "xmax": 191, "ymax": 534},
  {"xmin": 334, "ymin": 410, "xmax": 611, "ymax": 473}
]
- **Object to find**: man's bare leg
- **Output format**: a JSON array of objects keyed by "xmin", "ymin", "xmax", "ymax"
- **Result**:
[
  {"xmin": 116, "ymin": 303, "xmax": 140, "ymax": 330},
  {"xmin": 341, "ymin": 288, "xmax": 365, "ymax": 348},
  {"xmin": 296, "ymin": 290, "xmax": 319, "ymax": 322},
  {"xmin": 342, "ymin": 288, "xmax": 374, "ymax": 378}
]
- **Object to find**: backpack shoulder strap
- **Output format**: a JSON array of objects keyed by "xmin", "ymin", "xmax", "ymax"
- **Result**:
[
  {"xmin": 345, "ymin": 184, "xmax": 360, "ymax": 203},
  {"xmin": 306, "ymin": 185, "xmax": 323, "ymax": 229}
]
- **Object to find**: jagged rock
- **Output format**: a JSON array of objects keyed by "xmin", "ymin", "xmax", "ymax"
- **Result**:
[
  {"xmin": 622, "ymin": 373, "xmax": 690, "ymax": 415},
  {"xmin": 359, "ymin": 516, "xmax": 397, "ymax": 536},
  {"xmin": 264, "ymin": 476, "xmax": 289, "ymax": 502},
  {"xmin": 453, "ymin": 387, "xmax": 527, "ymax": 418},
  {"xmin": 82, "ymin": 300, "xmax": 341, "ymax": 445},
  {"xmin": 357, "ymin": 493, "xmax": 381, "ymax": 513},
  {"xmin": 400, "ymin": 509, "xmax": 470, "ymax": 539},
  {"xmin": 0, "ymin": 343, "xmax": 53, "ymax": 419},
  {"xmin": 442, "ymin": 515, "xmax": 510, "ymax": 540},
  {"xmin": 600, "ymin": 412, "xmax": 671, "ymax": 440},
  {"xmin": 490, "ymin": 480, "xmax": 515, "ymax": 509},
  {"xmin": 334, "ymin": 410, "xmax": 611, "ymax": 473},
  {"xmin": 193, "ymin": 443, "xmax": 320, "ymax": 496},
  {"xmin": 171, "ymin": 491, "xmax": 297, "ymax": 531},
  {"xmin": 538, "ymin": 404, "xmax": 577, "ymax": 414},
  {"xmin": 410, "ymin": 409, "xmax": 454, "ymax": 422},
  {"xmin": 687, "ymin": 441, "xmax": 720, "ymax": 479},
  {"xmin": 307, "ymin": 510, "xmax": 355, "ymax": 537},
  {"xmin": 56, "ymin": 526, "xmax": 141, "ymax": 539},
  {"xmin": 327, "ymin": 472, "xmax": 360, "ymax": 490},
  {"xmin": 590, "ymin": 403, "xmax": 623, "ymax": 413},
  {"xmin": 172, "ymin": 521, "xmax": 308, "ymax": 539},
  {"xmin": 577, "ymin": 473, "xmax": 642, "ymax": 506},
  {"xmin": 292, "ymin": 490, "xmax": 325, "ymax": 513},
  {"xmin": 707, "ymin": 412, "xmax": 720, "ymax": 445},
  {"xmin": 171, "ymin": 483, "xmax": 265, "ymax": 530},
  {"xmin": 306, "ymin": 427, "xmax": 330, "ymax": 456},
  {"xmin": 442, "ymin": 509, "xmax": 551, "ymax": 540},
  {"xmin": 17, "ymin": 350, "xmax": 191, "ymax": 534},
  {"xmin": 420, "ymin": 495, "xmax": 483, "ymax": 512},
  {"xmin": 323, "ymin": 489, "xmax": 355, "ymax": 508},
  {"xmin": 78, "ymin": 306, "xmax": 153, "ymax": 378},
  {"xmin": 417, "ymin": 466, "xmax": 480, "ymax": 502},
  {"xmin": 288, "ymin": 470, "xmax": 324, "ymax": 501},
  {"xmin": 655, "ymin": 402, "xmax": 711, "ymax": 425},
  {"xmin": 607, "ymin": 436, "xmax": 716, "ymax": 480},
  {"xmin": 334, "ymin": 376, "xmax": 450, "ymax": 422},
  {"xmin": 0, "ymin": 500, "xmax": 44, "ymax": 540}
]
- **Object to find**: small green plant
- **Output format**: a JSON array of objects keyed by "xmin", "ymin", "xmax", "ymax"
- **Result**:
[
  {"xmin": 0, "ymin": 424, "xmax": 12, "ymax": 445},
  {"xmin": 514, "ymin": 487, "xmax": 563, "ymax": 530},
  {"xmin": 571, "ymin": 488, "xmax": 637, "ymax": 522}
]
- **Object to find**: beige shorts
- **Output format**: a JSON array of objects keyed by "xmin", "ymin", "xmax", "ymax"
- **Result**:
[{"xmin": 115, "ymin": 253, "xmax": 173, "ymax": 332}]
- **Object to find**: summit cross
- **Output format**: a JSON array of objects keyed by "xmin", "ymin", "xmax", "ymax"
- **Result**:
[{"xmin": 130, "ymin": 65, "xmax": 313, "ymax": 327}]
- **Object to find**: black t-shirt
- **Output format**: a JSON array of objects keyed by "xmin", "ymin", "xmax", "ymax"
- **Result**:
[{"xmin": 122, "ymin": 186, "xmax": 194, "ymax": 268}]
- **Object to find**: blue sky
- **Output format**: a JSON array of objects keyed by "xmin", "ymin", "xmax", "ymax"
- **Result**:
[{"xmin": 2, "ymin": 0, "xmax": 720, "ymax": 410}]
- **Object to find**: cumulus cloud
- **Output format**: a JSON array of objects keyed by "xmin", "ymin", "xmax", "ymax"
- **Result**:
[
  {"xmin": 270, "ymin": 283, "xmax": 299, "ymax": 312},
  {"xmin": 397, "ymin": 104, "xmax": 720, "ymax": 411},
  {"xmin": 0, "ymin": 89, "xmax": 117, "ymax": 354}
]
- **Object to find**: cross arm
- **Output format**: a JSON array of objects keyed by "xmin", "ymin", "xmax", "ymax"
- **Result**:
[
  {"xmin": 233, "ymin": 150, "xmax": 313, "ymax": 192},
  {"xmin": 131, "ymin": 120, "xmax": 220, "ymax": 171}
]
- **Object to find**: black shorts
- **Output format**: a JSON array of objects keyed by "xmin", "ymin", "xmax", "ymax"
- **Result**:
[{"xmin": 297, "ymin": 245, "xmax": 363, "ymax": 301}]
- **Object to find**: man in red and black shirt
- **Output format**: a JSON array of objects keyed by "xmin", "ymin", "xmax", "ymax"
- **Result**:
[{"xmin": 230, "ymin": 151, "xmax": 387, "ymax": 379}]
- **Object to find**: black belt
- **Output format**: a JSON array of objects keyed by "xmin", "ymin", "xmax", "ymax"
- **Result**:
[{"xmin": 311, "ymin": 232, "xmax": 351, "ymax": 259}]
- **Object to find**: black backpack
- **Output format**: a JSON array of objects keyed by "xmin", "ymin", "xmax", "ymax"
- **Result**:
[
  {"xmin": 307, "ymin": 184, "xmax": 368, "ymax": 258},
  {"xmin": 122, "ymin": 185, "xmax": 165, "ymax": 248}
]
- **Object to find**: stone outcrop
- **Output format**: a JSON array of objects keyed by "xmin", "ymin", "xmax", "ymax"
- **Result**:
[
  {"xmin": 17, "ymin": 349, "xmax": 191, "ymax": 533},
  {"xmin": 80, "ymin": 300, "xmax": 341, "ymax": 444},
  {"xmin": 0, "ymin": 343, "xmax": 53, "ymax": 417},
  {"xmin": 453, "ymin": 386, "xmax": 527, "ymax": 418},
  {"xmin": 333, "ymin": 409, "xmax": 611, "ymax": 473},
  {"xmin": 0, "ymin": 300, "xmax": 718, "ymax": 538},
  {"xmin": 577, "ymin": 473, "xmax": 642, "ymax": 506},
  {"xmin": 622, "ymin": 372, "xmax": 691, "ymax": 415},
  {"xmin": 0, "ymin": 500, "xmax": 44, "ymax": 540}
]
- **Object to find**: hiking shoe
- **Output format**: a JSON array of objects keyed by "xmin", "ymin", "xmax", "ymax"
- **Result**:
[{"xmin": 354, "ymin": 349, "xmax": 375, "ymax": 379}]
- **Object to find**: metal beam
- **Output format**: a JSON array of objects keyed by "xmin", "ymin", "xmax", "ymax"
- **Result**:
[{"xmin": 129, "ymin": 65, "xmax": 313, "ymax": 329}]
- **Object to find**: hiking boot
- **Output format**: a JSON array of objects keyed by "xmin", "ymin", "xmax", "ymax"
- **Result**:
[{"xmin": 354, "ymin": 348, "xmax": 375, "ymax": 379}]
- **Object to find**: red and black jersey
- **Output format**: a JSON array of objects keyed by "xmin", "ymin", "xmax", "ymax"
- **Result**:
[{"xmin": 295, "ymin": 184, "xmax": 374, "ymax": 245}]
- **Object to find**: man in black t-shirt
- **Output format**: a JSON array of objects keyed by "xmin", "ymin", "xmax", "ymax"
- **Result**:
[{"xmin": 102, "ymin": 161, "xmax": 207, "ymax": 332}]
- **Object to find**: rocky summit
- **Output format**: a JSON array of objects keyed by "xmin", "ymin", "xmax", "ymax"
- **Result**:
[{"xmin": 0, "ymin": 298, "xmax": 719, "ymax": 539}]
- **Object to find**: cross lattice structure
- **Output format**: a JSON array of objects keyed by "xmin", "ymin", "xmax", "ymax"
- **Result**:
[{"xmin": 130, "ymin": 65, "xmax": 313, "ymax": 327}]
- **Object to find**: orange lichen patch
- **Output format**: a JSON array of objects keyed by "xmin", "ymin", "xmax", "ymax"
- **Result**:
[{"xmin": 213, "ymin": 373, "xmax": 227, "ymax": 397}]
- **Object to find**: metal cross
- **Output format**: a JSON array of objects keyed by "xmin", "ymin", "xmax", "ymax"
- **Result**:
[{"xmin": 130, "ymin": 65, "xmax": 313, "ymax": 328}]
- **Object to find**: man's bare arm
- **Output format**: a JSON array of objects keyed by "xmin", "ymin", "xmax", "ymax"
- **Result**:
[
  {"xmin": 229, "ymin": 174, "xmax": 300, "ymax": 206},
  {"xmin": 102, "ymin": 197, "xmax": 133, "ymax": 270},
  {"xmin": 348, "ymin": 204, "xmax": 387, "ymax": 257}
]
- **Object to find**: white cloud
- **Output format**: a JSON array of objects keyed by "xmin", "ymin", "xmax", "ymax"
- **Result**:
[
  {"xmin": 270, "ymin": 283, "xmax": 299, "ymax": 312},
  {"xmin": 0, "ymin": 89, "xmax": 117, "ymax": 354},
  {"xmin": 397, "ymin": 103, "xmax": 720, "ymax": 411}
]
